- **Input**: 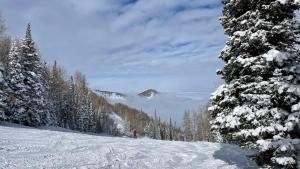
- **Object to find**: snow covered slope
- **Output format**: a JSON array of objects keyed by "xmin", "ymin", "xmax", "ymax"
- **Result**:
[
  {"xmin": 95, "ymin": 90, "xmax": 126, "ymax": 100},
  {"xmin": 95, "ymin": 89, "xmax": 205, "ymax": 126},
  {"xmin": 0, "ymin": 123, "xmax": 258, "ymax": 169}
]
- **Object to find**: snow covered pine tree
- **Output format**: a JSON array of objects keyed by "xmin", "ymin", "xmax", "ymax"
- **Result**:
[
  {"xmin": 209, "ymin": 0, "xmax": 300, "ymax": 168},
  {"xmin": 19, "ymin": 24, "xmax": 48, "ymax": 126},
  {"xmin": 7, "ymin": 40, "xmax": 28, "ymax": 123},
  {"xmin": 0, "ymin": 63, "xmax": 9, "ymax": 120}
]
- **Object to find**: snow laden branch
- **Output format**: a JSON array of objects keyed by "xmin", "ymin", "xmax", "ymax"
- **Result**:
[{"xmin": 210, "ymin": 0, "xmax": 300, "ymax": 168}]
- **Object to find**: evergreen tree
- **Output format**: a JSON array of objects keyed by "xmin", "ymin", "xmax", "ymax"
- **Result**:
[
  {"xmin": 41, "ymin": 61, "xmax": 54, "ymax": 126},
  {"xmin": 7, "ymin": 40, "xmax": 27, "ymax": 123},
  {"xmin": 48, "ymin": 61, "xmax": 67, "ymax": 126},
  {"xmin": 77, "ymin": 95, "xmax": 93, "ymax": 132},
  {"xmin": 87, "ymin": 96, "xmax": 96, "ymax": 132},
  {"xmin": 65, "ymin": 76, "xmax": 77, "ymax": 129},
  {"xmin": 20, "ymin": 24, "xmax": 48, "ymax": 126},
  {"xmin": 74, "ymin": 71, "xmax": 96, "ymax": 132},
  {"xmin": 0, "ymin": 63, "xmax": 9, "ymax": 120},
  {"xmin": 209, "ymin": 1, "xmax": 300, "ymax": 168}
]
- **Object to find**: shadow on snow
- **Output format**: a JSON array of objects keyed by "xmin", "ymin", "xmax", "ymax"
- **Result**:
[{"xmin": 213, "ymin": 143, "xmax": 258, "ymax": 169}]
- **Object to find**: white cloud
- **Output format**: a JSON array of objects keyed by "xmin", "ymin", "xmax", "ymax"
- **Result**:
[{"xmin": 0, "ymin": 0, "xmax": 225, "ymax": 94}]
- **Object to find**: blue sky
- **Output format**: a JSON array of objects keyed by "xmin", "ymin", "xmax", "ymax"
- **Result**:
[{"xmin": 0, "ymin": 0, "xmax": 226, "ymax": 97}]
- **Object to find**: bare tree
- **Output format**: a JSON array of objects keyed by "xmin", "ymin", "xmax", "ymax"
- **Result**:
[
  {"xmin": 183, "ymin": 110, "xmax": 193, "ymax": 141},
  {"xmin": 0, "ymin": 13, "xmax": 6, "ymax": 35},
  {"xmin": 0, "ymin": 37, "xmax": 11, "ymax": 68},
  {"xmin": 196, "ymin": 104, "xmax": 211, "ymax": 141},
  {"xmin": 0, "ymin": 13, "xmax": 10, "ymax": 67}
]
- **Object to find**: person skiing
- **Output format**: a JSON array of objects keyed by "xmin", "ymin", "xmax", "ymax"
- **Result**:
[{"xmin": 133, "ymin": 129, "xmax": 137, "ymax": 138}]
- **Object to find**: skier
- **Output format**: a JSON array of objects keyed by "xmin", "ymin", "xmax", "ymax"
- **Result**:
[{"xmin": 133, "ymin": 129, "xmax": 137, "ymax": 138}]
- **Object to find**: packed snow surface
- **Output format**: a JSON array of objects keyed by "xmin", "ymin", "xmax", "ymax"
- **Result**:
[{"xmin": 0, "ymin": 123, "xmax": 258, "ymax": 169}]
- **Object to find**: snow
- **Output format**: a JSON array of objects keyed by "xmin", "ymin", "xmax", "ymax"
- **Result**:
[
  {"xmin": 262, "ymin": 49, "xmax": 288, "ymax": 65},
  {"xmin": 256, "ymin": 140, "xmax": 274, "ymax": 152},
  {"xmin": 0, "ymin": 123, "xmax": 258, "ymax": 169},
  {"xmin": 210, "ymin": 84, "xmax": 227, "ymax": 101},
  {"xmin": 145, "ymin": 92, "xmax": 155, "ymax": 99},
  {"xmin": 109, "ymin": 112, "xmax": 126, "ymax": 134},
  {"xmin": 277, "ymin": 0, "xmax": 300, "ymax": 4},
  {"xmin": 95, "ymin": 90, "xmax": 126, "ymax": 100},
  {"xmin": 237, "ymin": 56, "xmax": 256, "ymax": 66},
  {"xmin": 234, "ymin": 30, "xmax": 247, "ymax": 37},
  {"xmin": 109, "ymin": 93, "xmax": 126, "ymax": 100},
  {"xmin": 274, "ymin": 157, "xmax": 296, "ymax": 166},
  {"xmin": 291, "ymin": 102, "xmax": 300, "ymax": 112},
  {"xmin": 277, "ymin": 0, "xmax": 289, "ymax": 4}
]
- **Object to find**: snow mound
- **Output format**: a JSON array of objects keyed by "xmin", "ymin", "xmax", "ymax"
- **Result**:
[{"xmin": 0, "ymin": 124, "xmax": 258, "ymax": 169}]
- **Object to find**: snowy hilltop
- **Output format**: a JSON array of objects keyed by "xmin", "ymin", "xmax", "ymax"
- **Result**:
[
  {"xmin": 137, "ymin": 89, "xmax": 159, "ymax": 98},
  {"xmin": 95, "ymin": 89, "xmax": 205, "ymax": 126},
  {"xmin": 0, "ymin": 123, "xmax": 258, "ymax": 169}
]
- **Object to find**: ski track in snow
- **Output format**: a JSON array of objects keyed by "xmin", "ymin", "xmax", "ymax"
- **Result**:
[{"xmin": 0, "ymin": 124, "xmax": 258, "ymax": 169}]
